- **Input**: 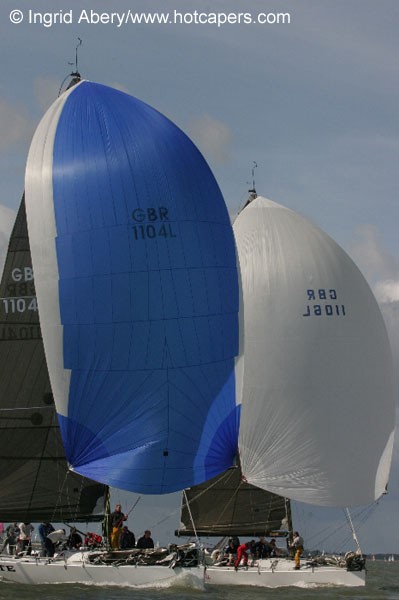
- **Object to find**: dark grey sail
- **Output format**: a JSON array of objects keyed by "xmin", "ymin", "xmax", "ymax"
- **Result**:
[
  {"xmin": 0, "ymin": 197, "xmax": 105, "ymax": 522},
  {"xmin": 176, "ymin": 465, "xmax": 289, "ymax": 537}
]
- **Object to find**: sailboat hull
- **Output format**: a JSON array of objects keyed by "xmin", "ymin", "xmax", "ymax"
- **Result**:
[
  {"xmin": 204, "ymin": 558, "xmax": 366, "ymax": 587},
  {"xmin": 0, "ymin": 552, "xmax": 204, "ymax": 587},
  {"xmin": 0, "ymin": 552, "xmax": 366, "ymax": 588}
]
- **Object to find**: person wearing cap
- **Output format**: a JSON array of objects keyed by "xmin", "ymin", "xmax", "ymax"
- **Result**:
[{"xmin": 120, "ymin": 525, "xmax": 136, "ymax": 549}]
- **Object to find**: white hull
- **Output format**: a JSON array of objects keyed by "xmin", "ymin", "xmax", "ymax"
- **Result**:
[
  {"xmin": 0, "ymin": 552, "xmax": 204, "ymax": 588},
  {"xmin": 205, "ymin": 558, "xmax": 366, "ymax": 588},
  {"xmin": 0, "ymin": 553, "xmax": 365, "ymax": 588}
]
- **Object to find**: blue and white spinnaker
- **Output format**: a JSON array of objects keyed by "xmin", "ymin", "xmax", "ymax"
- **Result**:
[{"xmin": 25, "ymin": 81, "xmax": 240, "ymax": 494}]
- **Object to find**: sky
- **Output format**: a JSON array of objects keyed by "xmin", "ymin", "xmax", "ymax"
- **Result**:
[{"xmin": 0, "ymin": 0, "xmax": 398, "ymax": 554}]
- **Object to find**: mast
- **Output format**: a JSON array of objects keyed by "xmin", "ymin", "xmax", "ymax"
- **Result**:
[
  {"xmin": 102, "ymin": 487, "xmax": 111, "ymax": 547},
  {"xmin": 240, "ymin": 161, "xmax": 258, "ymax": 212},
  {"xmin": 58, "ymin": 37, "xmax": 83, "ymax": 95},
  {"xmin": 249, "ymin": 160, "xmax": 257, "ymax": 196}
]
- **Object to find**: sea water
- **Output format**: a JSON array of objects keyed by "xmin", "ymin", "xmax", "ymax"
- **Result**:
[{"xmin": 0, "ymin": 561, "xmax": 398, "ymax": 600}]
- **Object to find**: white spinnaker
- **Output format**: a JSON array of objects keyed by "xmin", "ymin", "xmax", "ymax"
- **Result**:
[
  {"xmin": 25, "ymin": 82, "xmax": 83, "ymax": 419},
  {"xmin": 234, "ymin": 197, "xmax": 394, "ymax": 507}
]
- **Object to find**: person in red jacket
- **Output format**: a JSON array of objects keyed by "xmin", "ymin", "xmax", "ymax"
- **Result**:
[{"xmin": 234, "ymin": 540, "xmax": 255, "ymax": 570}]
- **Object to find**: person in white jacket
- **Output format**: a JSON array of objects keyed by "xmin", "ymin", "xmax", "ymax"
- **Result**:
[{"xmin": 45, "ymin": 528, "xmax": 66, "ymax": 557}]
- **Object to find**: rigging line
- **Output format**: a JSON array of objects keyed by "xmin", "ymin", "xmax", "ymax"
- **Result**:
[
  {"xmin": 330, "ymin": 522, "xmax": 356, "ymax": 548},
  {"xmin": 0, "ymin": 406, "xmax": 54, "ymax": 411},
  {"xmin": 205, "ymin": 474, "xmax": 242, "ymax": 528},
  {"xmin": 57, "ymin": 38, "xmax": 83, "ymax": 96},
  {"xmin": 333, "ymin": 519, "xmax": 366, "ymax": 554},
  {"xmin": 189, "ymin": 473, "xmax": 247, "ymax": 532},
  {"xmin": 336, "ymin": 504, "xmax": 380, "ymax": 549},
  {"xmin": 354, "ymin": 501, "xmax": 381, "ymax": 527},
  {"xmin": 58, "ymin": 73, "xmax": 73, "ymax": 97},
  {"xmin": 153, "ymin": 470, "xmax": 238, "ymax": 530},
  {"xmin": 156, "ymin": 470, "xmax": 241, "ymax": 531},
  {"xmin": 151, "ymin": 489, "xmax": 211, "ymax": 529},
  {"xmin": 183, "ymin": 468, "xmax": 237, "ymax": 507},
  {"xmin": 152, "ymin": 506, "xmax": 181, "ymax": 528},
  {"xmin": 71, "ymin": 471, "xmax": 87, "ymax": 523},
  {"xmin": 212, "ymin": 480, "xmax": 243, "ymax": 529},
  {"xmin": 103, "ymin": 488, "xmax": 111, "ymax": 548},
  {"xmin": 183, "ymin": 489, "xmax": 200, "ymax": 546},
  {"xmin": 51, "ymin": 469, "xmax": 70, "ymax": 524},
  {"xmin": 305, "ymin": 518, "xmax": 351, "ymax": 548},
  {"xmin": 55, "ymin": 464, "xmax": 89, "ymax": 524}
]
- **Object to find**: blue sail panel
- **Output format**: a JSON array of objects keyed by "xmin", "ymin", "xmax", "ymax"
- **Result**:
[{"xmin": 26, "ymin": 81, "xmax": 239, "ymax": 494}]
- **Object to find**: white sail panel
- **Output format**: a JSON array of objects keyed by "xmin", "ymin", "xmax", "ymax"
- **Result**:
[
  {"xmin": 25, "ymin": 82, "xmax": 81, "ymax": 418},
  {"xmin": 235, "ymin": 196, "xmax": 394, "ymax": 507}
]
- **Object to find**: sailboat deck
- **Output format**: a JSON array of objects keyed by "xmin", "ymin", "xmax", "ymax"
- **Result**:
[{"xmin": 205, "ymin": 557, "xmax": 366, "ymax": 587}]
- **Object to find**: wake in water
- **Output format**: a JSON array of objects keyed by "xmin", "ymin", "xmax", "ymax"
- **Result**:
[
  {"xmin": 25, "ymin": 571, "xmax": 206, "ymax": 592},
  {"xmin": 136, "ymin": 571, "xmax": 206, "ymax": 591}
]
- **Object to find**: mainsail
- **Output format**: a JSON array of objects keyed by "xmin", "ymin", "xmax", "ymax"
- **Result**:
[
  {"xmin": 177, "ymin": 465, "xmax": 288, "ymax": 537},
  {"xmin": 0, "ymin": 197, "xmax": 105, "ymax": 522},
  {"xmin": 25, "ymin": 81, "xmax": 240, "ymax": 495},
  {"xmin": 234, "ymin": 195, "xmax": 395, "ymax": 507}
]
